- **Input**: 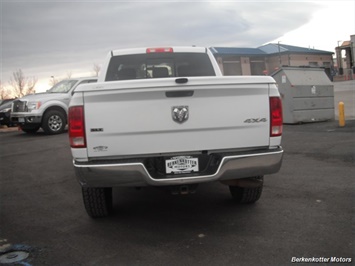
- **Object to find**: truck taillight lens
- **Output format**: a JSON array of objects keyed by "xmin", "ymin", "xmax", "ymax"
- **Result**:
[
  {"xmin": 69, "ymin": 106, "xmax": 86, "ymax": 148},
  {"xmin": 146, "ymin": 47, "xmax": 173, "ymax": 53},
  {"xmin": 270, "ymin": 97, "xmax": 283, "ymax": 137}
]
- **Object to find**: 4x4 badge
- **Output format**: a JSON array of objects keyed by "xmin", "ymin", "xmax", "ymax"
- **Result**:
[{"xmin": 172, "ymin": 106, "xmax": 189, "ymax": 123}]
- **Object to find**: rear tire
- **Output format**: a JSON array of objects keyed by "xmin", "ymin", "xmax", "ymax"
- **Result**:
[
  {"xmin": 229, "ymin": 176, "xmax": 263, "ymax": 203},
  {"xmin": 82, "ymin": 187, "xmax": 113, "ymax": 218}
]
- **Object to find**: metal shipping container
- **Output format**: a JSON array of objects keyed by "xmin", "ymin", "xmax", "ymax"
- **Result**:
[{"xmin": 272, "ymin": 67, "xmax": 334, "ymax": 124}]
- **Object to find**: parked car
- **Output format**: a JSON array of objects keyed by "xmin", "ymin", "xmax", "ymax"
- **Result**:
[{"xmin": 0, "ymin": 99, "xmax": 15, "ymax": 127}]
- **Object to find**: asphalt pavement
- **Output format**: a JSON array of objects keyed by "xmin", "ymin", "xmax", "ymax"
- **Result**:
[
  {"xmin": 0, "ymin": 117, "xmax": 354, "ymax": 265},
  {"xmin": 1, "ymin": 80, "xmax": 354, "ymax": 265}
]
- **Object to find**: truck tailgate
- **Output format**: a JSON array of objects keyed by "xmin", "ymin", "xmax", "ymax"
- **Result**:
[{"xmin": 82, "ymin": 77, "xmax": 271, "ymax": 158}]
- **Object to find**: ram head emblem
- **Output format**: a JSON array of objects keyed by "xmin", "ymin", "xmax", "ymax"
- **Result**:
[{"xmin": 172, "ymin": 106, "xmax": 189, "ymax": 123}]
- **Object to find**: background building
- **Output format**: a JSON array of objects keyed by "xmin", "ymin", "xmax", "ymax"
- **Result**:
[
  {"xmin": 212, "ymin": 35, "xmax": 355, "ymax": 81},
  {"xmin": 211, "ymin": 43, "xmax": 334, "ymax": 79},
  {"xmin": 334, "ymin": 34, "xmax": 355, "ymax": 81}
]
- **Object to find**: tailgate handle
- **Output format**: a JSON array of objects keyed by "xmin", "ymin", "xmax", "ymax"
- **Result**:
[{"xmin": 166, "ymin": 90, "xmax": 194, "ymax": 98}]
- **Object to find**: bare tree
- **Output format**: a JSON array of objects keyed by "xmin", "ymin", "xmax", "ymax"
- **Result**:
[
  {"xmin": 66, "ymin": 71, "xmax": 72, "ymax": 79},
  {"xmin": 0, "ymin": 80, "xmax": 12, "ymax": 100},
  {"xmin": 9, "ymin": 69, "xmax": 38, "ymax": 98},
  {"xmin": 93, "ymin": 63, "xmax": 101, "ymax": 77},
  {"xmin": 10, "ymin": 69, "xmax": 25, "ymax": 97},
  {"xmin": 27, "ymin": 76, "xmax": 38, "ymax": 95}
]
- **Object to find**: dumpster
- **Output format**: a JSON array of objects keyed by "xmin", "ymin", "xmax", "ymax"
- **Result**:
[{"xmin": 272, "ymin": 67, "xmax": 334, "ymax": 124}]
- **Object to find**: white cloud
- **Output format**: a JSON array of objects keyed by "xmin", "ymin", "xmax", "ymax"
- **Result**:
[
  {"xmin": 271, "ymin": 1, "xmax": 355, "ymax": 51},
  {"xmin": 1, "ymin": 1, "xmax": 353, "ymax": 93}
]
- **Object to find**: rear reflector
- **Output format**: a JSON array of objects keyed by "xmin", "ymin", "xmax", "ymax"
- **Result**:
[
  {"xmin": 146, "ymin": 47, "xmax": 173, "ymax": 53},
  {"xmin": 69, "ymin": 106, "xmax": 86, "ymax": 148},
  {"xmin": 270, "ymin": 97, "xmax": 283, "ymax": 137}
]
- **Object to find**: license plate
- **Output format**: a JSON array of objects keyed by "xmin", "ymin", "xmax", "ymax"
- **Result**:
[
  {"xmin": 18, "ymin": 117, "xmax": 25, "ymax": 123},
  {"xmin": 165, "ymin": 156, "xmax": 199, "ymax": 174}
]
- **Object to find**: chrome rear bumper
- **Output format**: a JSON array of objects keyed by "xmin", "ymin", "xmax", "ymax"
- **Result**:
[{"xmin": 74, "ymin": 147, "xmax": 283, "ymax": 187}]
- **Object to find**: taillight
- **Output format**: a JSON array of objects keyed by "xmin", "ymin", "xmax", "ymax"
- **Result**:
[
  {"xmin": 270, "ymin": 97, "xmax": 283, "ymax": 137},
  {"xmin": 146, "ymin": 47, "xmax": 173, "ymax": 53},
  {"xmin": 69, "ymin": 106, "xmax": 86, "ymax": 148}
]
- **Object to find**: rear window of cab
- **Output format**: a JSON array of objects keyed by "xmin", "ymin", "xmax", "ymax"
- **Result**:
[{"xmin": 105, "ymin": 52, "xmax": 216, "ymax": 81}]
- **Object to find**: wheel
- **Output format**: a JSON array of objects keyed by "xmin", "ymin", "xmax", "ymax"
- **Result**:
[
  {"xmin": 42, "ymin": 110, "xmax": 66, "ymax": 135},
  {"xmin": 82, "ymin": 187, "xmax": 113, "ymax": 218},
  {"xmin": 21, "ymin": 125, "xmax": 40, "ymax": 134},
  {"xmin": 229, "ymin": 176, "xmax": 264, "ymax": 203}
]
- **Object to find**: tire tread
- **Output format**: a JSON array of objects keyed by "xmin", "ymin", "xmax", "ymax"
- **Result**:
[
  {"xmin": 82, "ymin": 187, "xmax": 112, "ymax": 218},
  {"xmin": 229, "ymin": 176, "xmax": 263, "ymax": 203}
]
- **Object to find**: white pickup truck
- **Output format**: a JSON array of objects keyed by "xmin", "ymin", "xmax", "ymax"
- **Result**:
[
  {"xmin": 69, "ymin": 46, "xmax": 283, "ymax": 218},
  {"xmin": 11, "ymin": 77, "xmax": 97, "ymax": 134}
]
